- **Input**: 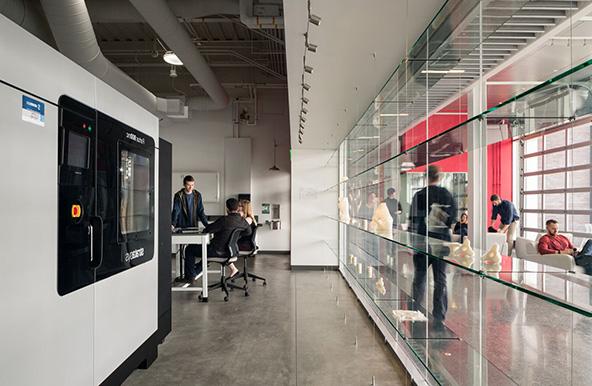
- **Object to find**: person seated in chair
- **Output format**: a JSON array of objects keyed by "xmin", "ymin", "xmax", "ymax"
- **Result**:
[
  {"xmin": 538, "ymin": 219, "xmax": 592, "ymax": 275},
  {"xmin": 238, "ymin": 199, "xmax": 257, "ymax": 251},
  {"xmin": 453, "ymin": 212, "xmax": 469, "ymax": 242},
  {"xmin": 185, "ymin": 198, "xmax": 252, "ymax": 282}
]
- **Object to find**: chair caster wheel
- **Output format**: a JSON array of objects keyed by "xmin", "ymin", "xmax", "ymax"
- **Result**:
[
  {"xmin": 198, "ymin": 295, "xmax": 208, "ymax": 303},
  {"xmin": 263, "ymin": 281, "xmax": 267, "ymax": 286},
  {"xmin": 245, "ymin": 291, "xmax": 249, "ymax": 297},
  {"xmin": 224, "ymin": 296, "xmax": 229, "ymax": 302}
]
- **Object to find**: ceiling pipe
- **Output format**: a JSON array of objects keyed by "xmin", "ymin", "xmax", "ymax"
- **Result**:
[
  {"xmin": 39, "ymin": 0, "xmax": 159, "ymax": 113},
  {"xmin": 0, "ymin": 0, "xmax": 55, "ymax": 46},
  {"xmin": 39, "ymin": 0, "xmax": 229, "ymax": 113},
  {"xmin": 129, "ymin": 0, "xmax": 230, "ymax": 110},
  {"xmin": 85, "ymin": 0, "xmax": 240, "ymax": 23}
]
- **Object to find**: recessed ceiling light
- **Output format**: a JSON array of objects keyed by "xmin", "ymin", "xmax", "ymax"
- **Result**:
[
  {"xmin": 300, "ymin": 116, "xmax": 306, "ymax": 123},
  {"xmin": 302, "ymin": 107, "xmax": 308, "ymax": 114},
  {"xmin": 302, "ymin": 97, "xmax": 309, "ymax": 104},
  {"xmin": 306, "ymin": 43, "xmax": 318, "ymax": 53},
  {"xmin": 163, "ymin": 51, "xmax": 183, "ymax": 66},
  {"xmin": 302, "ymin": 83, "xmax": 311, "ymax": 91},
  {"xmin": 304, "ymin": 65, "xmax": 313, "ymax": 74}
]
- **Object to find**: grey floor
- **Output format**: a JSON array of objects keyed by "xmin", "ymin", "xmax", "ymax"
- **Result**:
[{"xmin": 123, "ymin": 254, "xmax": 410, "ymax": 386}]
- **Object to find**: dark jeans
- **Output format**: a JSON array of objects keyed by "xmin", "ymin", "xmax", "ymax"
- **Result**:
[
  {"xmin": 184, "ymin": 244, "xmax": 214, "ymax": 279},
  {"xmin": 576, "ymin": 239, "xmax": 592, "ymax": 275},
  {"xmin": 412, "ymin": 245, "xmax": 448, "ymax": 321}
]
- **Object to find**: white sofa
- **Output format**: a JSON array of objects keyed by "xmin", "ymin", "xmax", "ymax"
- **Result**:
[{"xmin": 515, "ymin": 233, "xmax": 586, "ymax": 273}]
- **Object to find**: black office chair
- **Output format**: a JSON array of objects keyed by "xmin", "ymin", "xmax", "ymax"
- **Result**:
[
  {"xmin": 233, "ymin": 226, "xmax": 267, "ymax": 295},
  {"xmin": 200, "ymin": 229, "xmax": 246, "ymax": 302}
]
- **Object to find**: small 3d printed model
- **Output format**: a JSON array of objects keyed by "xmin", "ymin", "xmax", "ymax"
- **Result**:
[
  {"xmin": 369, "ymin": 202, "xmax": 393, "ymax": 233},
  {"xmin": 445, "ymin": 242, "xmax": 461, "ymax": 258},
  {"xmin": 338, "ymin": 196, "xmax": 351, "ymax": 223},
  {"xmin": 391, "ymin": 310, "xmax": 428, "ymax": 322},
  {"xmin": 481, "ymin": 244, "xmax": 502, "ymax": 265},
  {"xmin": 375, "ymin": 277, "xmax": 386, "ymax": 295},
  {"xmin": 453, "ymin": 238, "xmax": 475, "ymax": 267}
]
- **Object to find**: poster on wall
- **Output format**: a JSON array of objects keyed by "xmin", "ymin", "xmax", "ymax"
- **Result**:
[{"xmin": 261, "ymin": 203, "xmax": 270, "ymax": 214}]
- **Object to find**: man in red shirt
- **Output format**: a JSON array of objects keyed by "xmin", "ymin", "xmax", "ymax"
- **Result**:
[{"xmin": 538, "ymin": 219, "xmax": 592, "ymax": 275}]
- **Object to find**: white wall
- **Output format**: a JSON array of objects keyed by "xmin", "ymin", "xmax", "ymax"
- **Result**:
[
  {"xmin": 291, "ymin": 149, "xmax": 338, "ymax": 266},
  {"xmin": 160, "ymin": 89, "xmax": 291, "ymax": 251}
]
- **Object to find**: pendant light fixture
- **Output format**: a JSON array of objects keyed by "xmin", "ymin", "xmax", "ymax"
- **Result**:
[{"xmin": 269, "ymin": 139, "xmax": 280, "ymax": 171}]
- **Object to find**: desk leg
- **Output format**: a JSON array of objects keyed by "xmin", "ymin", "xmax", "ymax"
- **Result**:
[
  {"xmin": 173, "ymin": 245, "xmax": 186, "ymax": 283},
  {"xmin": 201, "ymin": 242, "xmax": 208, "ymax": 302}
]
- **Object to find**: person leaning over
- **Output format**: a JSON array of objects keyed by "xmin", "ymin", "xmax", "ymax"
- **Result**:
[{"xmin": 490, "ymin": 194, "xmax": 520, "ymax": 256}]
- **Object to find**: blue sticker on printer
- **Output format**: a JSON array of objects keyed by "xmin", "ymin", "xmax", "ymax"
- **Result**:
[{"xmin": 22, "ymin": 95, "xmax": 45, "ymax": 127}]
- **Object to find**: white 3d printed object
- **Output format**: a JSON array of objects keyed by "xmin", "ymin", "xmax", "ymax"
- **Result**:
[
  {"xmin": 369, "ymin": 202, "xmax": 393, "ymax": 233},
  {"xmin": 391, "ymin": 310, "xmax": 428, "ymax": 322}
]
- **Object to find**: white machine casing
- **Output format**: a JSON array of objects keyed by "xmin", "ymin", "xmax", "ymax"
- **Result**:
[{"xmin": 0, "ymin": 14, "xmax": 159, "ymax": 386}]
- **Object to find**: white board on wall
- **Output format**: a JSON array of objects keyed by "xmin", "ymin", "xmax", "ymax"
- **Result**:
[{"xmin": 171, "ymin": 172, "xmax": 220, "ymax": 203}]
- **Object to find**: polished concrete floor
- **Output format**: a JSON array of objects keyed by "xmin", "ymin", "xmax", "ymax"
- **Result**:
[{"xmin": 124, "ymin": 254, "xmax": 410, "ymax": 386}]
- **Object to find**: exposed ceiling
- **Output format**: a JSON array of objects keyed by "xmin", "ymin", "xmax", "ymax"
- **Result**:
[
  {"xmin": 284, "ymin": 0, "xmax": 447, "ymax": 150},
  {"xmin": 86, "ymin": 0, "xmax": 287, "ymax": 99}
]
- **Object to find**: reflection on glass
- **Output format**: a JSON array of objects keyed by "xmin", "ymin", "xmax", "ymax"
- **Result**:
[{"xmin": 120, "ymin": 150, "xmax": 150, "ymax": 235}]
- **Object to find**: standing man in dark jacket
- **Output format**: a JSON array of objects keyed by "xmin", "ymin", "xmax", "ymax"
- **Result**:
[
  {"xmin": 409, "ymin": 165, "xmax": 457, "ymax": 323},
  {"xmin": 171, "ymin": 175, "xmax": 209, "ymax": 281},
  {"xmin": 385, "ymin": 187, "xmax": 403, "ymax": 228},
  {"xmin": 172, "ymin": 175, "xmax": 209, "ymax": 229},
  {"xmin": 490, "ymin": 194, "xmax": 520, "ymax": 256}
]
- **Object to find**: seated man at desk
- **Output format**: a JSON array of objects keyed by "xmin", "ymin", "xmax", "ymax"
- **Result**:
[
  {"xmin": 538, "ymin": 219, "xmax": 592, "ymax": 275},
  {"xmin": 189, "ymin": 198, "xmax": 252, "ymax": 281},
  {"xmin": 171, "ymin": 175, "xmax": 209, "ymax": 281}
]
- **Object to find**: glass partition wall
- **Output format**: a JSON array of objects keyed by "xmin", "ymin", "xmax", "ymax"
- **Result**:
[{"xmin": 332, "ymin": 1, "xmax": 592, "ymax": 385}]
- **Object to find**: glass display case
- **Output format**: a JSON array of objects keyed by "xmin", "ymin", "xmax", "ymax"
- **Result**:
[{"xmin": 331, "ymin": 0, "xmax": 592, "ymax": 384}]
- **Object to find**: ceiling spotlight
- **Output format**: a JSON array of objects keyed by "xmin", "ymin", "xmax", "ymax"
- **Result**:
[
  {"xmin": 306, "ymin": 43, "xmax": 318, "ymax": 53},
  {"xmin": 304, "ymin": 65, "xmax": 313, "ymax": 74},
  {"xmin": 302, "ymin": 107, "xmax": 308, "ymax": 114},
  {"xmin": 309, "ymin": 14, "xmax": 321, "ymax": 26},
  {"xmin": 299, "ymin": 138, "xmax": 303, "ymax": 144},
  {"xmin": 300, "ymin": 115, "xmax": 306, "ymax": 123},
  {"xmin": 163, "ymin": 51, "xmax": 183, "ymax": 66},
  {"xmin": 299, "ymin": 127, "xmax": 304, "ymax": 135},
  {"xmin": 302, "ymin": 83, "xmax": 311, "ymax": 91},
  {"xmin": 302, "ymin": 97, "xmax": 309, "ymax": 104}
]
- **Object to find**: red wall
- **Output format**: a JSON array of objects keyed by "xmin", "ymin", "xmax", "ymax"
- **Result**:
[
  {"xmin": 487, "ymin": 139, "xmax": 514, "ymax": 225},
  {"xmin": 400, "ymin": 115, "xmax": 514, "ymax": 229}
]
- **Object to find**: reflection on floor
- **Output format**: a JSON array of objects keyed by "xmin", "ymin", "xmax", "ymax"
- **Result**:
[{"xmin": 123, "ymin": 254, "xmax": 410, "ymax": 386}]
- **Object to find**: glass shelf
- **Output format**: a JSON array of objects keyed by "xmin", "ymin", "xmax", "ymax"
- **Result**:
[{"xmin": 333, "ymin": 216, "xmax": 592, "ymax": 317}]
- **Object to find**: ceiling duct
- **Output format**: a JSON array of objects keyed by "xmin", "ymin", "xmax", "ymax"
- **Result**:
[
  {"xmin": 85, "ymin": 0, "xmax": 240, "ymax": 23},
  {"xmin": 40, "ymin": 0, "xmax": 159, "ymax": 113},
  {"xmin": 129, "ymin": 0, "xmax": 230, "ymax": 110},
  {"xmin": 39, "ymin": 0, "xmax": 229, "ymax": 113}
]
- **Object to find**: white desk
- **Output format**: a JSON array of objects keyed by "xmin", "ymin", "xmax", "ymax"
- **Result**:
[{"xmin": 171, "ymin": 232, "xmax": 213, "ymax": 301}]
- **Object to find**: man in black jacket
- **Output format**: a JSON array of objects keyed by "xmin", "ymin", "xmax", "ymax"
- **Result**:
[
  {"xmin": 171, "ymin": 175, "xmax": 208, "ymax": 229},
  {"xmin": 409, "ymin": 165, "xmax": 457, "ymax": 322},
  {"xmin": 185, "ymin": 198, "xmax": 251, "ymax": 281}
]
